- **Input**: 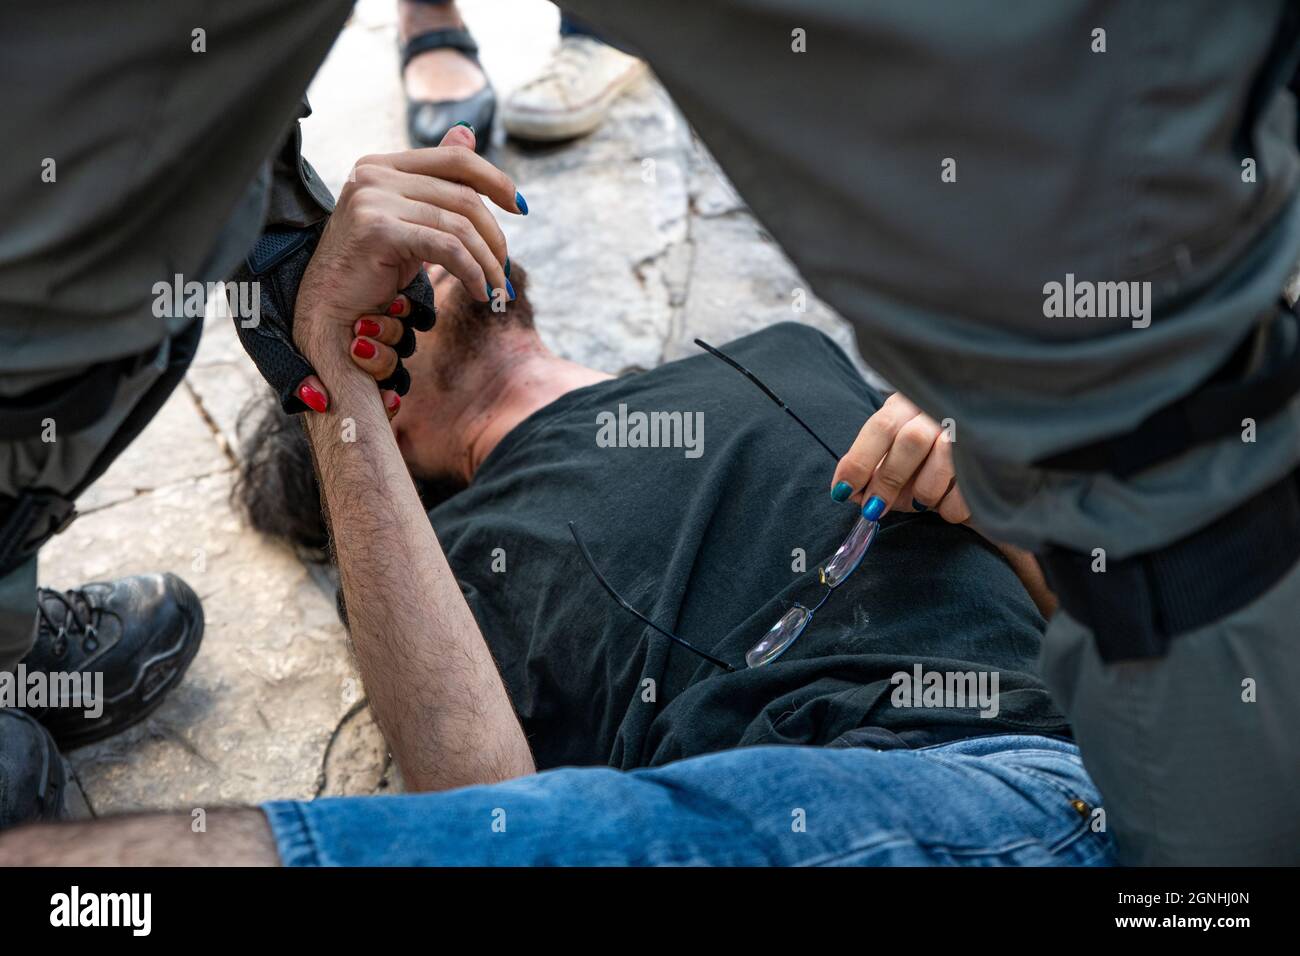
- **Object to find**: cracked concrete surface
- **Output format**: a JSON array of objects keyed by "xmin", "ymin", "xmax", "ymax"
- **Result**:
[{"xmin": 41, "ymin": 0, "xmax": 867, "ymax": 817}]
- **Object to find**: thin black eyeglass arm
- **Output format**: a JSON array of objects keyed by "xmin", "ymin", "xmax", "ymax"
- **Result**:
[
  {"xmin": 694, "ymin": 338, "xmax": 842, "ymax": 463},
  {"xmin": 567, "ymin": 521, "xmax": 737, "ymax": 672}
]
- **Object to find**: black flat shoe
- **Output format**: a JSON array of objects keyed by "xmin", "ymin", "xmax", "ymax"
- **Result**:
[
  {"xmin": 402, "ymin": 27, "xmax": 496, "ymax": 153},
  {"xmin": 0, "ymin": 709, "xmax": 66, "ymax": 829},
  {"xmin": 20, "ymin": 573, "xmax": 204, "ymax": 750}
]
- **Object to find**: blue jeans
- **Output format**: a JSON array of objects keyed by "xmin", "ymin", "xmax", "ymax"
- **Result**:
[{"xmin": 265, "ymin": 735, "xmax": 1115, "ymax": 866}]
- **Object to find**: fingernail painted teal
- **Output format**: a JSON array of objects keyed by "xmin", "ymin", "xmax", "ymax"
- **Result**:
[
  {"xmin": 912, "ymin": 499, "xmax": 928, "ymax": 512},
  {"xmin": 504, "ymin": 256, "xmax": 511, "ymax": 278},
  {"xmin": 862, "ymin": 495, "xmax": 886, "ymax": 521},
  {"xmin": 515, "ymin": 190, "xmax": 529, "ymax": 215},
  {"xmin": 831, "ymin": 481, "xmax": 852, "ymax": 502},
  {"xmin": 454, "ymin": 121, "xmax": 476, "ymax": 134}
]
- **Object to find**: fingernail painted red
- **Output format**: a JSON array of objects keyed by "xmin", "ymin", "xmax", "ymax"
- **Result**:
[
  {"xmin": 298, "ymin": 383, "xmax": 327, "ymax": 413},
  {"xmin": 387, "ymin": 298, "xmax": 404, "ymax": 316},
  {"xmin": 357, "ymin": 318, "xmax": 382, "ymax": 338},
  {"xmin": 352, "ymin": 338, "xmax": 376, "ymax": 360},
  {"xmin": 386, "ymin": 393, "xmax": 401, "ymax": 412}
]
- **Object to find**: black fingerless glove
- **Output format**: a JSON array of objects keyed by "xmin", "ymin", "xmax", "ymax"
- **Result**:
[{"xmin": 231, "ymin": 222, "xmax": 437, "ymax": 414}]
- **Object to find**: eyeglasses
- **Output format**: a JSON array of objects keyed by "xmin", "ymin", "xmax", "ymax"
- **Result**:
[{"xmin": 569, "ymin": 338, "xmax": 881, "ymax": 671}]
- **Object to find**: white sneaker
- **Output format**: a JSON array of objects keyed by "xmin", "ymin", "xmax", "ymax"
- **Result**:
[{"xmin": 502, "ymin": 36, "xmax": 647, "ymax": 142}]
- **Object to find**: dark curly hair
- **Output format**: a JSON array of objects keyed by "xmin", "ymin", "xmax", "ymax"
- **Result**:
[
  {"xmin": 233, "ymin": 264, "xmax": 534, "ymax": 563},
  {"xmin": 233, "ymin": 395, "xmax": 329, "ymax": 561}
]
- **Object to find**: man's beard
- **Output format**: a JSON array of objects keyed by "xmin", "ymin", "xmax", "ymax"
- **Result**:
[{"xmin": 412, "ymin": 471, "xmax": 469, "ymax": 511}]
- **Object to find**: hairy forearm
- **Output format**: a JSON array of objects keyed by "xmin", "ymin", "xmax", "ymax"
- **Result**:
[
  {"xmin": 304, "ymin": 357, "xmax": 533, "ymax": 791},
  {"xmin": 0, "ymin": 810, "xmax": 279, "ymax": 866}
]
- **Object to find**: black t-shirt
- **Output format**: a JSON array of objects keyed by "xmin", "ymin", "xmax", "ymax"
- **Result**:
[{"xmin": 429, "ymin": 323, "xmax": 1068, "ymax": 771}]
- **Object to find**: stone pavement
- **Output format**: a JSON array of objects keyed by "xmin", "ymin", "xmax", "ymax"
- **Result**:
[{"xmin": 44, "ymin": 0, "xmax": 868, "ymax": 818}]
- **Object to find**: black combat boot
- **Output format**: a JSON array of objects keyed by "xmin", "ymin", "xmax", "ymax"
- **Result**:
[{"xmin": 19, "ymin": 573, "xmax": 204, "ymax": 749}]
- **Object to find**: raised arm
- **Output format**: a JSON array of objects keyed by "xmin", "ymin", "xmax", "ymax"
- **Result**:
[
  {"xmin": 299, "ymin": 348, "xmax": 533, "ymax": 791},
  {"xmin": 291, "ymin": 127, "xmax": 533, "ymax": 791}
]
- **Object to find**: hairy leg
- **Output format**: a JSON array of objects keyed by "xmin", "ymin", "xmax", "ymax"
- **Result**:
[{"xmin": 0, "ymin": 808, "xmax": 279, "ymax": 866}]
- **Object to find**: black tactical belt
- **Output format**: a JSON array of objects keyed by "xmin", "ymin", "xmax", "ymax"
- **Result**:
[
  {"xmin": 1036, "ymin": 301, "xmax": 1300, "ymax": 479},
  {"xmin": 0, "ymin": 321, "xmax": 202, "ymax": 578},
  {"xmin": 1036, "ymin": 298, "xmax": 1300, "ymax": 661},
  {"xmin": 1040, "ymin": 466, "xmax": 1300, "ymax": 662},
  {"xmin": 0, "ymin": 342, "xmax": 162, "ymax": 441}
]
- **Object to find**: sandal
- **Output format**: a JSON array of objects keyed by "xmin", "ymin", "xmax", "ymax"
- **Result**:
[{"xmin": 402, "ymin": 27, "xmax": 496, "ymax": 153}]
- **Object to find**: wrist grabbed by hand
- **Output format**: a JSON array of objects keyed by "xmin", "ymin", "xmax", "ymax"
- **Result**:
[{"xmin": 231, "ymin": 222, "xmax": 436, "ymax": 415}]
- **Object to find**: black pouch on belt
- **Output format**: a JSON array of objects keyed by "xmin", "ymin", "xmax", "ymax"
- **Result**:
[
  {"xmin": 0, "ymin": 319, "xmax": 202, "ymax": 578},
  {"xmin": 1036, "ymin": 299, "xmax": 1300, "ymax": 662}
]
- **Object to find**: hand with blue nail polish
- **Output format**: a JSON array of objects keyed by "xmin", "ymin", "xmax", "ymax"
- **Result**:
[
  {"xmin": 486, "ymin": 278, "xmax": 518, "ymax": 305},
  {"xmin": 829, "ymin": 392, "xmax": 972, "ymax": 526},
  {"xmin": 314, "ymin": 122, "xmax": 524, "ymax": 319}
]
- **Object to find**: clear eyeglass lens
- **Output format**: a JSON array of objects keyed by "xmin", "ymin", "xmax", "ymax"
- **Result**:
[
  {"xmin": 820, "ymin": 515, "xmax": 878, "ymax": 588},
  {"xmin": 745, "ymin": 604, "xmax": 813, "ymax": 668}
]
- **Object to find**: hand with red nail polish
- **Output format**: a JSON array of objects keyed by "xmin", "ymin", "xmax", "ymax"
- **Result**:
[
  {"xmin": 289, "ymin": 303, "xmax": 418, "ymax": 415},
  {"xmin": 332, "ymin": 311, "xmax": 407, "ymax": 401},
  {"xmin": 382, "ymin": 389, "xmax": 401, "ymax": 420},
  {"xmin": 297, "ymin": 380, "xmax": 329, "ymax": 413}
]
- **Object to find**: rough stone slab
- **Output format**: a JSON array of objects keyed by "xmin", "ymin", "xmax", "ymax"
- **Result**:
[
  {"xmin": 75, "ymin": 386, "xmax": 230, "ymax": 515},
  {"xmin": 188, "ymin": 300, "xmax": 282, "ymax": 463},
  {"xmin": 492, "ymin": 70, "xmax": 693, "ymax": 375},
  {"xmin": 62, "ymin": 768, "xmax": 94, "ymax": 821},
  {"xmin": 667, "ymin": 211, "xmax": 884, "ymax": 387},
  {"xmin": 688, "ymin": 144, "xmax": 747, "ymax": 220},
  {"xmin": 498, "ymin": 79, "xmax": 692, "ymax": 179},
  {"xmin": 503, "ymin": 152, "xmax": 689, "ymax": 374},
  {"xmin": 186, "ymin": 361, "xmax": 274, "ymax": 465},
  {"xmin": 319, "ymin": 701, "xmax": 392, "ymax": 797},
  {"xmin": 192, "ymin": 301, "xmax": 249, "ymax": 369},
  {"xmin": 42, "ymin": 473, "xmax": 384, "ymax": 812}
]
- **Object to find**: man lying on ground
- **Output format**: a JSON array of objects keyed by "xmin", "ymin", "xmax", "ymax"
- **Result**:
[{"xmin": 0, "ymin": 142, "xmax": 1112, "ymax": 867}]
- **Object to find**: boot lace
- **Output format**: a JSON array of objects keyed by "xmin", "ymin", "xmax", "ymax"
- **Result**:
[{"xmin": 36, "ymin": 587, "xmax": 104, "ymax": 657}]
